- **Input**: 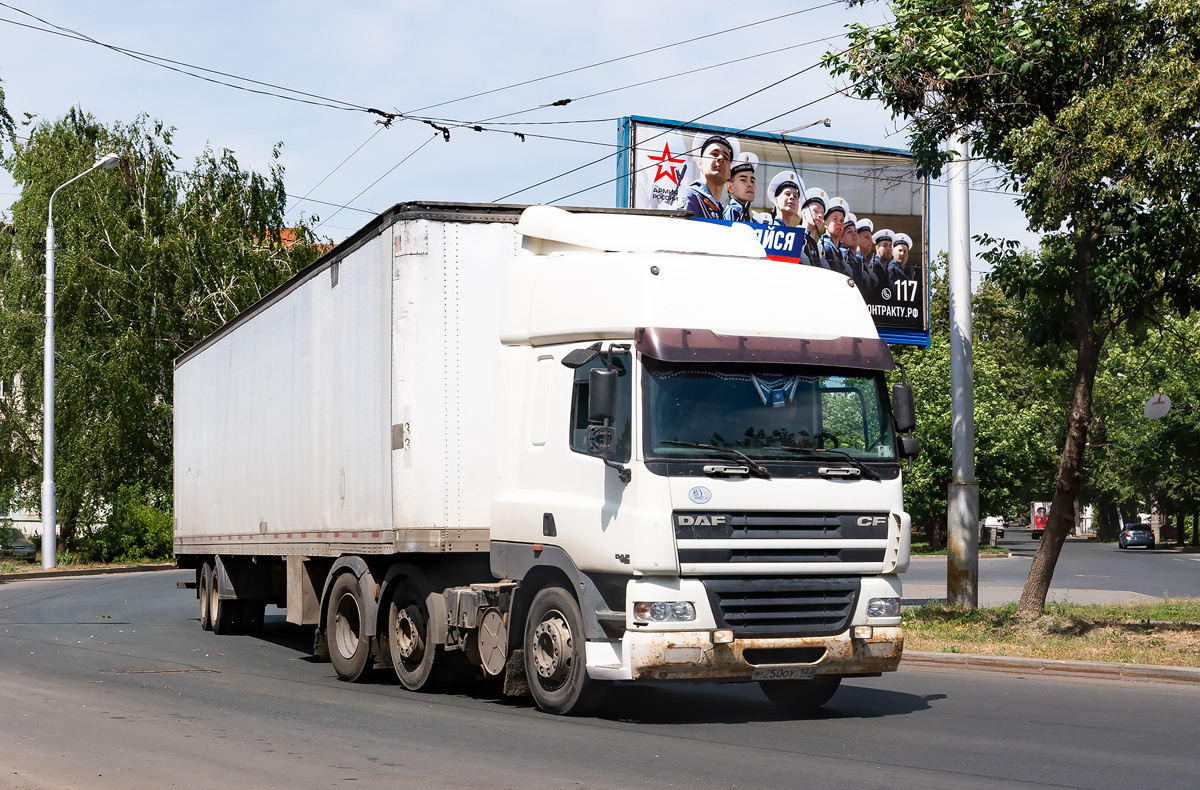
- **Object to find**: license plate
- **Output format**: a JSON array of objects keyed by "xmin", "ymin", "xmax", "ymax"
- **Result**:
[{"xmin": 751, "ymin": 666, "xmax": 816, "ymax": 681}]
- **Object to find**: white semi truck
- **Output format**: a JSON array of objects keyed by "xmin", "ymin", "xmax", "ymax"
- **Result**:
[{"xmin": 174, "ymin": 202, "xmax": 918, "ymax": 715}]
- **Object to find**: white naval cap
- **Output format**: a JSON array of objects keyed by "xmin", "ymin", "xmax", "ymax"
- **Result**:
[
  {"xmin": 767, "ymin": 170, "xmax": 804, "ymax": 198},
  {"xmin": 802, "ymin": 187, "xmax": 827, "ymax": 210},
  {"xmin": 856, "ymin": 217, "xmax": 875, "ymax": 234},
  {"xmin": 730, "ymin": 150, "xmax": 759, "ymax": 176},
  {"xmin": 824, "ymin": 196, "xmax": 849, "ymax": 219},
  {"xmin": 692, "ymin": 131, "xmax": 739, "ymax": 162},
  {"xmin": 894, "ymin": 232, "xmax": 913, "ymax": 248},
  {"xmin": 844, "ymin": 212, "xmax": 858, "ymax": 227},
  {"xmin": 873, "ymin": 228, "xmax": 895, "ymax": 244}
]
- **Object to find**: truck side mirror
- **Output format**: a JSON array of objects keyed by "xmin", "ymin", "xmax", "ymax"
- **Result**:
[
  {"xmin": 899, "ymin": 436, "xmax": 921, "ymax": 459},
  {"xmin": 588, "ymin": 367, "xmax": 618, "ymax": 424},
  {"xmin": 892, "ymin": 383, "xmax": 915, "ymax": 434}
]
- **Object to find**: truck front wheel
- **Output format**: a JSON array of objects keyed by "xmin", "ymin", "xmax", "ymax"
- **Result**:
[
  {"xmin": 524, "ymin": 585, "xmax": 598, "ymax": 715},
  {"xmin": 327, "ymin": 573, "xmax": 370, "ymax": 681},
  {"xmin": 759, "ymin": 675, "xmax": 842, "ymax": 713}
]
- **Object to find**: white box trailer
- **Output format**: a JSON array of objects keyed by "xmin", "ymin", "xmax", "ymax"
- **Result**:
[{"xmin": 175, "ymin": 202, "xmax": 916, "ymax": 714}]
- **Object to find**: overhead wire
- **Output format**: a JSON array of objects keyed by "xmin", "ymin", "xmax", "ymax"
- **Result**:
[
  {"xmin": 402, "ymin": 1, "xmax": 844, "ymax": 115},
  {"xmin": 311, "ymin": 133, "xmax": 440, "ymax": 234}
]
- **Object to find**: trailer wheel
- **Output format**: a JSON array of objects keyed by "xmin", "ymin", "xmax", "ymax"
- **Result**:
[
  {"xmin": 524, "ymin": 585, "xmax": 598, "ymax": 715},
  {"xmin": 327, "ymin": 573, "xmax": 370, "ymax": 681},
  {"xmin": 758, "ymin": 675, "xmax": 842, "ymax": 713},
  {"xmin": 388, "ymin": 586, "xmax": 439, "ymax": 690},
  {"xmin": 198, "ymin": 563, "xmax": 214, "ymax": 631},
  {"xmin": 210, "ymin": 567, "xmax": 240, "ymax": 636}
]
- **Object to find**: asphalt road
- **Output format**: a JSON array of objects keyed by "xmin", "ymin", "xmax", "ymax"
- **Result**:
[
  {"xmin": 903, "ymin": 529, "xmax": 1200, "ymax": 605},
  {"xmin": 3, "ymin": 570, "xmax": 1200, "ymax": 789}
]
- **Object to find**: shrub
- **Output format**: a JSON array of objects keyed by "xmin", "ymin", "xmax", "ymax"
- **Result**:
[{"xmin": 82, "ymin": 483, "xmax": 173, "ymax": 563}]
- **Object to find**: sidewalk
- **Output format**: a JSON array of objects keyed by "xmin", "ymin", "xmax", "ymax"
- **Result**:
[
  {"xmin": 903, "ymin": 650, "xmax": 1200, "ymax": 685},
  {"xmin": 0, "ymin": 562, "xmax": 176, "ymax": 582}
]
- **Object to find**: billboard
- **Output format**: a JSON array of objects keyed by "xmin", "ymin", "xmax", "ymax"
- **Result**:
[{"xmin": 616, "ymin": 116, "xmax": 930, "ymax": 347}]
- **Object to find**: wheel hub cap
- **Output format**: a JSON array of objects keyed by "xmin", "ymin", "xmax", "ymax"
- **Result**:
[{"xmin": 532, "ymin": 614, "xmax": 572, "ymax": 684}]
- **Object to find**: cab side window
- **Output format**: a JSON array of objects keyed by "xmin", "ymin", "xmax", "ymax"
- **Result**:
[{"xmin": 569, "ymin": 352, "xmax": 632, "ymax": 462}]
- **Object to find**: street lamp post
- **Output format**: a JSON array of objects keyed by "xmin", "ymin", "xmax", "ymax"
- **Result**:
[
  {"xmin": 42, "ymin": 152, "xmax": 121, "ymax": 569},
  {"xmin": 778, "ymin": 119, "xmax": 832, "ymax": 136}
]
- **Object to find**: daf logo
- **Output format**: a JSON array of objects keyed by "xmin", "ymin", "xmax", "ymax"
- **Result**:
[
  {"xmin": 677, "ymin": 515, "xmax": 727, "ymax": 526},
  {"xmin": 857, "ymin": 516, "xmax": 888, "ymax": 527}
]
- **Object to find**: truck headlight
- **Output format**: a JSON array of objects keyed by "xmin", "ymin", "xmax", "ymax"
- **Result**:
[
  {"xmin": 634, "ymin": 601, "xmax": 697, "ymax": 622},
  {"xmin": 867, "ymin": 597, "xmax": 900, "ymax": 618}
]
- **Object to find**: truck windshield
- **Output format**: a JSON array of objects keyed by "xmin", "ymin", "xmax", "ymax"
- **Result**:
[{"xmin": 642, "ymin": 359, "xmax": 897, "ymax": 466}]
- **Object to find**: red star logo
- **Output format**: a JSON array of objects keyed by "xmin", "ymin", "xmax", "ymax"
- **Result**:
[{"xmin": 647, "ymin": 142, "xmax": 685, "ymax": 185}]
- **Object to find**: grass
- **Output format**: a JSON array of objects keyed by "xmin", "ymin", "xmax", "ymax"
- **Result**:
[
  {"xmin": 910, "ymin": 538, "xmax": 1010, "ymax": 556},
  {"xmin": 0, "ymin": 556, "xmax": 170, "ymax": 575},
  {"xmin": 904, "ymin": 599, "xmax": 1200, "ymax": 667}
]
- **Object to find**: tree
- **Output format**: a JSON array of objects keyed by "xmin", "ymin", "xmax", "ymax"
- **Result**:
[
  {"xmin": 897, "ymin": 256, "xmax": 1060, "ymax": 547},
  {"xmin": 0, "ymin": 108, "xmax": 323, "ymax": 547},
  {"xmin": 829, "ymin": 0, "xmax": 1200, "ymax": 615}
]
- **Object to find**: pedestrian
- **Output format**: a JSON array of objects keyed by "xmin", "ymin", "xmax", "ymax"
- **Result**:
[{"xmin": 673, "ymin": 132, "xmax": 738, "ymax": 220}]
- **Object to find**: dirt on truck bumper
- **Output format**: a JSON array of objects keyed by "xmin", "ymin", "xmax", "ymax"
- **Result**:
[{"xmin": 586, "ymin": 627, "xmax": 903, "ymax": 682}]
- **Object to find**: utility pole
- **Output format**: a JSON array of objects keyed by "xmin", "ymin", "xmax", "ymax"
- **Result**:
[{"xmin": 946, "ymin": 133, "xmax": 978, "ymax": 607}]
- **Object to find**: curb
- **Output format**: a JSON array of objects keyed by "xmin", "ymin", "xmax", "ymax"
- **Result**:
[
  {"xmin": 0, "ymin": 563, "xmax": 178, "ymax": 582},
  {"xmin": 903, "ymin": 650, "xmax": 1200, "ymax": 685}
]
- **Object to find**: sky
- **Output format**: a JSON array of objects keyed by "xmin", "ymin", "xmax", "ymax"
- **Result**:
[{"xmin": 0, "ymin": 0, "xmax": 1039, "ymax": 277}]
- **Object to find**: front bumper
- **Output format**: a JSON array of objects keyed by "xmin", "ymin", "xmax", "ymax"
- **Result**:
[{"xmin": 585, "ymin": 626, "xmax": 903, "ymax": 682}]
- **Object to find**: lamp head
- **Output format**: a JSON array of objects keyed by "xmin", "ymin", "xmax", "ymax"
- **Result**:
[{"xmin": 96, "ymin": 153, "xmax": 121, "ymax": 170}]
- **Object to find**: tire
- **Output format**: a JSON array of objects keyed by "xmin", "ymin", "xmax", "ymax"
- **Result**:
[
  {"xmin": 389, "ymin": 584, "xmax": 439, "ymax": 690},
  {"xmin": 1148, "ymin": 541, "xmax": 1155, "ymax": 550},
  {"xmin": 327, "ymin": 573, "xmax": 371, "ymax": 682},
  {"xmin": 524, "ymin": 585, "xmax": 599, "ymax": 715},
  {"xmin": 210, "ymin": 563, "xmax": 240, "ymax": 636},
  {"xmin": 198, "ymin": 563, "xmax": 213, "ymax": 631},
  {"xmin": 759, "ymin": 675, "xmax": 842, "ymax": 713}
]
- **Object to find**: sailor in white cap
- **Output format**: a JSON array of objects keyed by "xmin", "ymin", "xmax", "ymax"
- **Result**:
[
  {"xmin": 872, "ymin": 228, "xmax": 906, "ymax": 288},
  {"xmin": 765, "ymin": 170, "xmax": 804, "ymax": 227},
  {"xmin": 673, "ymin": 132, "xmax": 739, "ymax": 220},
  {"xmin": 894, "ymin": 232, "xmax": 915, "ymax": 279},
  {"xmin": 856, "ymin": 217, "xmax": 876, "ymax": 272},
  {"xmin": 724, "ymin": 151, "xmax": 760, "ymax": 223},
  {"xmin": 799, "ymin": 187, "xmax": 829, "ymax": 268},
  {"xmin": 842, "ymin": 213, "xmax": 862, "ymax": 274},
  {"xmin": 820, "ymin": 197, "xmax": 855, "ymax": 278}
]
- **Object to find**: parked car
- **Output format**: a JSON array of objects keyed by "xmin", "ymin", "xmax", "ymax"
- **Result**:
[
  {"xmin": 0, "ymin": 526, "xmax": 37, "ymax": 560},
  {"xmin": 1117, "ymin": 522, "xmax": 1155, "ymax": 550},
  {"xmin": 979, "ymin": 516, "xmax": 1006, "ymax": 540}
]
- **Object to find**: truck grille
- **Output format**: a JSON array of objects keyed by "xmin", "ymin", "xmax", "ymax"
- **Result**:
[{"xmin": 701, "ymin": 576, "xmax": 860, "ymax": 638}]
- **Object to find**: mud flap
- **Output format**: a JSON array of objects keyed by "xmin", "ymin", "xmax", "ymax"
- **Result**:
[{"xmin": 503, "ymin": 648, "xmax": 529, "ymax": 697}]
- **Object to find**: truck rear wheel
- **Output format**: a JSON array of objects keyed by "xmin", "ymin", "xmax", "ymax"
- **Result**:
[
  {"xmin": 759, "ymin": 675, "xmax": 842, "ymax": 713},
  {"xmin": 198, "ymin": 563, "xmax": 213, "ymax": 631},
  {"xmin": 524, "ymin": 585, "xmax": 598, "ymax": 715},
  {"xmin": 327, "ymin": 573, "xmax": 371, "ymax": 682},
  {"xmin": 388, "ymin": 586, "xmax": 438, "ymax": 690}
]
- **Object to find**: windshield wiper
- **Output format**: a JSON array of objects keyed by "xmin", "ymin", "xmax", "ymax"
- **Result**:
[
  {"xmin": 661, "ymin": 440, "xmax": 771, "ymax": 479},
  {"xmin": 779, "ymin": 445, "xmax": 882, "ymax": 481}
]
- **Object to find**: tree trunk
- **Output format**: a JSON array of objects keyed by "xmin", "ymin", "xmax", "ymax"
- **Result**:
[
  {"xmin": 1193, "ymin": 511, "xmax": 1199, "ymax": 548},
  {"xmin": 1018, "ymin": 249, "xmax": 1101, "ymax": 617}
]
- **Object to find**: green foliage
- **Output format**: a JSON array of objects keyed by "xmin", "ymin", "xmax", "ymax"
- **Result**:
[
  {"xmin": 0, "ymin": 108, "xmax": 324, "ymax": 545},
  {"xmin": 829, "ymin": 0, "xmax": 1200, "ymax": 613},
  {"xmin": 896, "ymin": 256, "xmax": 1061, "ymax": 547},
  {"xmin": 81, "ymin": 482, "xmax": 172, "ymax": 563}
]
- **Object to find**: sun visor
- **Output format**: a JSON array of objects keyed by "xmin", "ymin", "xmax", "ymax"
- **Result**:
[{"xmin": 634, "ymin": 327, "xmax": 896, "ymax": 370}]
